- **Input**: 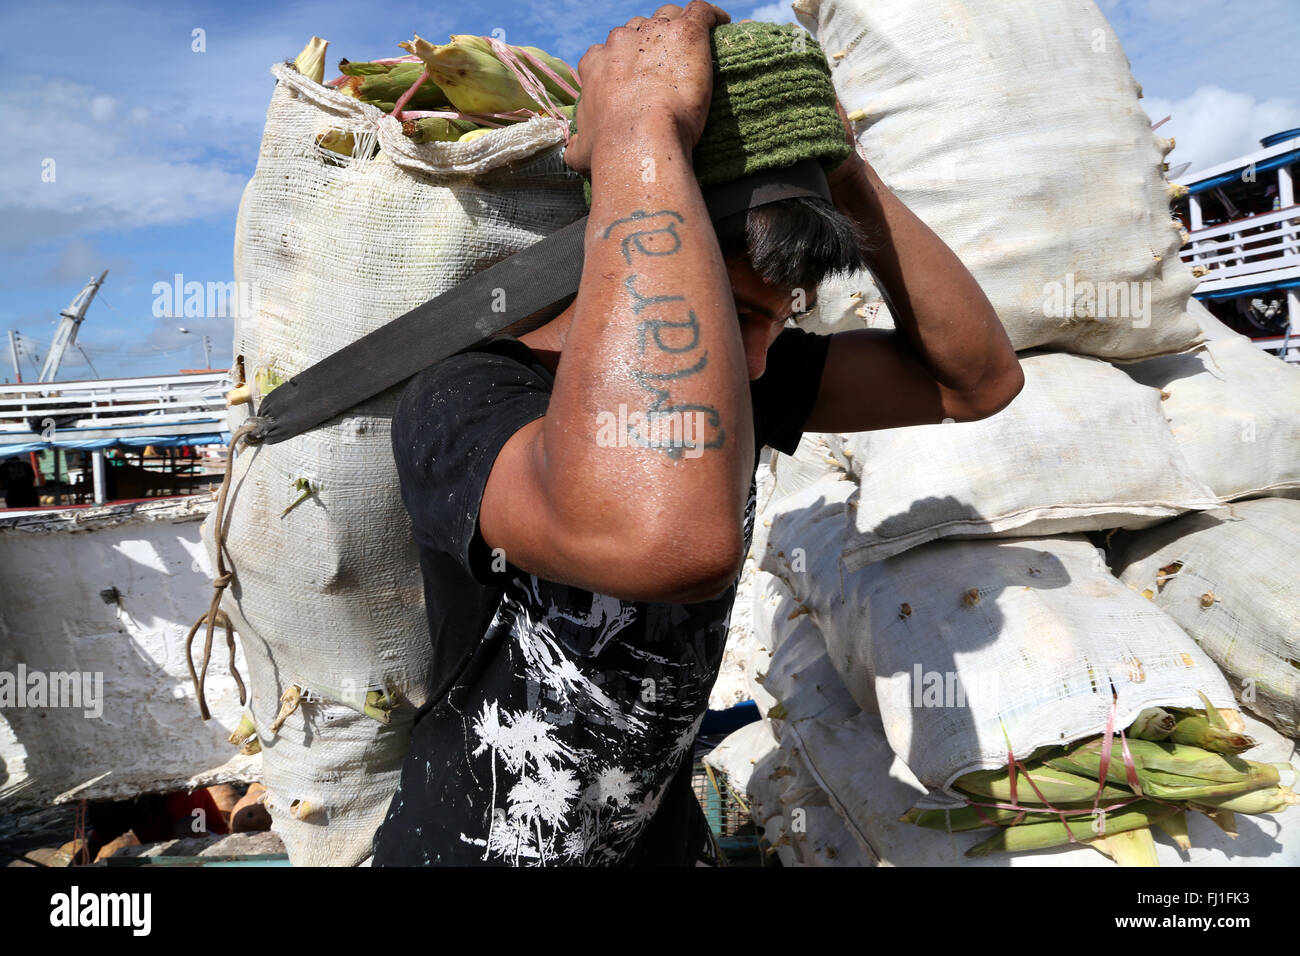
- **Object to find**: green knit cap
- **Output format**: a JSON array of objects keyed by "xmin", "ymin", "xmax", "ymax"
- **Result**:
[{"xmin": 575, "ymin": 21, "xmax": 851, "ymax": 200}]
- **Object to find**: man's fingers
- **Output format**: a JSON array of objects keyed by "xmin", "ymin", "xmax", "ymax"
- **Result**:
[
  {"xmin": 652, "ymin": 4, "xmax": 684, "ymax": 17},
  {"xmin": 680, "ymin": 0, "xmax": 731, "ymax": 26}
]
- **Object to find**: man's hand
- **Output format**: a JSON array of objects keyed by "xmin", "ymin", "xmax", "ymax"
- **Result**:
[
  {"xmin": 826, "ymin": 98, "xmax": 864, "ymax": 182},
  {"xmin": 564, "ymin": 2, "xmax": 730, "ymax": 176}
]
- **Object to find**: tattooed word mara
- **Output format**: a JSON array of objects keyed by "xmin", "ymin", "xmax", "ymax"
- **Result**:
[{"xmin": 601, "ymin": 209, "xmax": 725, "ymax": 460}]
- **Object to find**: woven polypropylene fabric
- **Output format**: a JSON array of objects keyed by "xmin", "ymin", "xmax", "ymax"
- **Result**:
[
  {"xmin": 1113, "ymin": 498, "xmax": 1300, "ymax": 738},
  {"xmin": 736, "ymin": 570, "xmax": 1300, "ymax": 865},
  {"xmin": 753, "ymin": 351, "xmax": 1222, "ymax": 572},
  {"xmin": 1121, "ymin": 301, "xmax": 1300, "ymax": 501},
  {"xmin": 796, "ymin": 0, "xmax": 1205, "ymax": 360}
]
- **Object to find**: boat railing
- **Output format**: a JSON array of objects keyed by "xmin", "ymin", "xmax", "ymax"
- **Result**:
[
  {"xmin": 1181, "ymin": 204, "xmax": 1300, "ymax": 291},
  {"xmin": 0, "ymin": 371, "xmax": 230, "ymax": 438}
]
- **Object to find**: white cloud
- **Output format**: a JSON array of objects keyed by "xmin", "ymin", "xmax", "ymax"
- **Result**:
[
  {"xmin": 0, "ymin": 77, "xmax": 247, "ymax": 246},
  {"xmin": 90, "ymin": 95, "xmax": 117, "ymax": 121},
  {"xmin": 747, "ymin": 2, "xmax": 798, "ymax": 25},
  {"xmin": 1144, "ymin": 85, "xmax": 1300, "ymax": 173}
]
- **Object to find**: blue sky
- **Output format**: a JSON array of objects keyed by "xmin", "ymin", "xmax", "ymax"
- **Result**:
[{"xmin": 2, "ymin": 0, "xmax": 1296, "ymax": 381}]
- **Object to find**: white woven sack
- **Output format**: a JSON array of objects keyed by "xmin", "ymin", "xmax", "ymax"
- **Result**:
[
  {"xmin": 739, "ymin": 567, "xmax": 1300, "ymax": 865},
  {"xmin": 760, "ymin": 517, "xmax": 1238, "ymax": 790},
  {"xmin": 710, "ymin": 459, "xmax": 776, "ymax": 710},
  {"xmin": 768, "ymin": 351, "xmax": 1220, "ymax": 571},
  {"xmin": 791, "ymin": 0, "xmax": 1202, "ymax": 360},
  {"xmin": 748, "ymin": 568, "xmax": 862, "ymax": 725},
  {"xmin": 1111, "ymin": 498, "xmax": 1300, "ymax": 737},
  {"xmin": 1121, "ymin": 312, "xmax": 1300, "ymax": 501},
  {"xmin": 708, "ymin": 718, "xmax": 876, "ymax": 866},
  {"xmin": 203, "ymin": 63, "xmax": 587, "ymax": 865}
]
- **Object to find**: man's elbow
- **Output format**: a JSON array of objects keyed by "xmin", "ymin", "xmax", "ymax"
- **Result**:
[
  {"xmin": 953, "ymin": 358, "xmax": 1025, "ymax": 422},
  {"xmin": 635, "ymin": 524, "xmax": 746, "ymax": 604}
]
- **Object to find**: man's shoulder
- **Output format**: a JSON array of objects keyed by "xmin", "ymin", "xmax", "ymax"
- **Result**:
[
  {"xmin": 402, "ymin": 337, "xmax": 545, "ymax": 400},
  {"xmin": 391, "ymin": 336, "xmax": 554, "ymax": 494}
]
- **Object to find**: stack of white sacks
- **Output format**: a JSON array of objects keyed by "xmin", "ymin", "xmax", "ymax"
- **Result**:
[{"xmin": 706, "ymin": 0, "xmax": 1300, "ymax": 865}]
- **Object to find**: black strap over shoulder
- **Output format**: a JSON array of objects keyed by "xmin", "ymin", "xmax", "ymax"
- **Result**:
[{"xmin": 248, "ymin": 159, "xmax": 831, "ymax": 445}]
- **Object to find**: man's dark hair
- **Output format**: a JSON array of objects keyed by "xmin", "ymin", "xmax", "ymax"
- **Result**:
[{"xmin": 714, "ymin": 196, "xmax": 875, "ymax": 292}]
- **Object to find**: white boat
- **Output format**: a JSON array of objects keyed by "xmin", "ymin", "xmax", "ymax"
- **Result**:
[
  {"xmin": 1174, "ymin": 127, "xmax": 1300, "ymax": 364},
  {"xmin": 0, "ymin": 370, "xmax": 258, "ymax": 809}
]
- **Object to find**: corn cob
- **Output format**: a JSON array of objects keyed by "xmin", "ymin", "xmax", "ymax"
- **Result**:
[
  {"xmin": 401, "ymin": 117, "xmax": 479, "ymax": 143},
  {"xmin": 363, "ymin": 688, "xmax": 397, "ymax": 724},
  {"xmin": 514, "ymin": 44, "xmax": 579, "ymax": 103},
  {"xmin": 315, "ymin": 129, "xmax": 356, "ymax": 157},
  {"xmin": 1047, "ymin": 737, "xmax": 1269, "ymax": 785},
  {"xmin": 1190, "ymin": 785, "xmax": 1298, "ymax": 815},
  {"xmin": 1129, "ymin": 707, "xmax": 1177, "ymax": 741},
  {"xmin": 903, "ymin": 802, "xmax": 1105, "ymax": 832},
  {"xmin": 966, "ymin": 802, "xmax": 1176, "ymax": 857},
  {"xmin": 293, "ymin": 37, "xmax": 329, "ymax": 84},
  {"xmin": 1167, "ymin": 713, "xmax": 1256, "ymax": 754},
  {"xmin": 399, "ymin": 34, "xmax": 541, "ymax": 114},
  {"xmin": 338, "ymin": 66, "xmax": 449, "ymax": 112},
  {"xmin": 1136, "ymin": 766, "xmax": 1278, "ymax": 802},
  {"xmin": 338, "ymin": 57, "xmax": 419, "ymax": 76},
  {"xmin": 458, "ymin": 128, "xmax": 494, "ymax": 142},
  {"xmin": 227, "ymin": 711, "xmax": 256, "ymax": 747},
  {"xmin": 954, "ymin": 764, "xmax": 1133, "ymax": 804}
]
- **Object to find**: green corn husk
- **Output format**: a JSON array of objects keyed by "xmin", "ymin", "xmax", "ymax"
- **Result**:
[
  {"xmin": 401, "ymin": 117, "xmax": 479, "ymax": 143},
  {"xmin": 1128, "ymin": 707, "xmax": 1177, "ymax": 741},
  {"xmin": 1047, "ymin": 737, "xmax": 1263, "ymax": 785},
  {"xmin": 1137, "ymin": 767, "xmax": 1279, "ymax": 802},
  {"xmin": 1190, "ymin": 785, "xmax": 1298, "ymax": 815},
  {"xmin": 227, "ymin": 711, "xmax": 256, "ymax": 747},
  {"xmin": 515, "ymin": 44, "xmax": 579, "ymax": 103},
  {"xmin": 338, "ymin": 58, "xmax": 408, "ymax": 76},
  {"xmin": 955, "ymin": 764, "xmax": 1137, "ymax": 805},
  {"xmin": 400, "ymin": 34, "xmax": 540, "ymax": 114},
  {"xmin": 1155, "ymin": 811, "xmax": 1191, "ymax": 850},
  {"xmin": 449, "ymin": 35, "xmax": 578, "ymax": 105},
  {"xmin": 1168, "ymin": 713, "xmax": 1257, "ymax": 755},
  {"xmin": 903, "ymin": 802, "xmax": 1107, "ymax": 832},
  {"xmin": 363, "ymin": 688, "xmax": 398, "ymax": 724},
  {"xmin": 966, "ymin": 802, "xmax": 1177, "ymax": 858},
  {"xmin": 340, "ymin": 66, "xmax": 450, "ymax": 111},
  {"xmin": 1093, "ymin": 826, "xmax": 1160, "ymax": 866}
]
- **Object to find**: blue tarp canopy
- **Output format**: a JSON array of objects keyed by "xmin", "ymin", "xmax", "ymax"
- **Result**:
[
  {"xmin": 1195, "ymin": 277, "xmax": 1300, "ymax": 301},
  {"xmin": 0, "ymin": 432, "xmax": 231, "ymax": 457},
  {"xmin": 1187, "ymin": 147, "xmax": 1300, "ymax": 195}
]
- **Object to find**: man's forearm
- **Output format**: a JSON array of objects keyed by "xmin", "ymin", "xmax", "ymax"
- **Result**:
[
  {"xmin": 829, "ymin": 156, "xmax": 1018, "ymax": 394},
  {"xmin": 539, "ymin": 116, "xmax": 754, "ymax": 578}
]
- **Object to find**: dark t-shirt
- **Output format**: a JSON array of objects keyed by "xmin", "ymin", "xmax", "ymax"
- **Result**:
[{"xmin": 372, "ymin": 326, "xmax": 830, "ymax": 866}]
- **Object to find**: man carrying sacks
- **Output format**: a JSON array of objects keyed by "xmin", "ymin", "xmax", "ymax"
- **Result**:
[{"xmin": 372, "ymin": 3, "xmax": 1023, "ymax": 866}]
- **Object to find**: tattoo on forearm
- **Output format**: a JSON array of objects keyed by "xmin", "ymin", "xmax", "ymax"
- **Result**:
[
  {"xmin": 602, "ymin": 210, "xmax": 725, "ymax": 460},
  {"xmin": 603, "ymin": 210, "xmax": 684, "ymax": 264}
]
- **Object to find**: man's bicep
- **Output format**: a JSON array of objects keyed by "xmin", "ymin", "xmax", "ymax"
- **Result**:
[{"xmin": 803, "ymin": 329, "xmax": 990, "ymax": 433}]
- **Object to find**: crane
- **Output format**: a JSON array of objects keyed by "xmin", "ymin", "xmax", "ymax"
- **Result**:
[{"xmin": 39, "ymin": 270, "xmax": 108, "ymax": 383}]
